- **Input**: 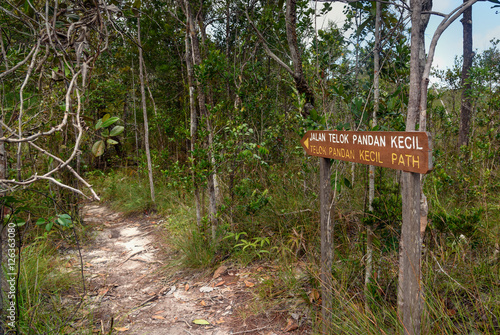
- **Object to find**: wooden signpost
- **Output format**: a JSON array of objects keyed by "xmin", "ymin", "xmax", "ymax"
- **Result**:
[
  {"xmin": 301, "ymin": 130, "xmax": 432, "ymax": 333},
  {"xmin": 301, "ymin": 130, "xmax": 432, "ymax": 173}
]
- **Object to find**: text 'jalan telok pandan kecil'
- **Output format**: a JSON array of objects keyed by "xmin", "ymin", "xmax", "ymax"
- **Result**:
[{"xmin": 303, "ymin": 131, "xmax": 432, "ymax": 174}]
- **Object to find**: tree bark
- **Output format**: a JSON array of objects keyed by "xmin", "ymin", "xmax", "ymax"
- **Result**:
[
  {"xmin": 286, "ymin": 0, "xmax": 314, "ymax": 116},
  {"xmin": 182, "ymin": 0, "xmax": 218, "ymax": 239},
  {"xmin": 459, "ymin": 1, "xmax": 473, "ymax": 147},
  {"xmin": 247, "ymin": 1, "xmax": 313, "ymax": 118},
  {"xmin": 366, "ymin": 0, "xmax": 381, "ymax": 313},
  {"xmin": 137, "ymin": 17, "xmax": 156, "ymax": 204},
  {"xmin": 185, "ymin": 30, "xmax": 202, "ymax": 227},
  {"xmin": 398, "ymin": 1, "xmax": 425, "ymax": 334}
]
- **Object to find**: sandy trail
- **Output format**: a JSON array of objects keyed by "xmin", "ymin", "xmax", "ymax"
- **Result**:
[{"xmin": 79, "ymin": 204, "xmax": 235, "ymax": 335}]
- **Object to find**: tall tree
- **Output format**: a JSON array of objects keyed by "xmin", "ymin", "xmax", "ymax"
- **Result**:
[
  {"xmin": 366, "ymin": 0, "xmax": 381, "ymax": 313},
  {"xmin": 137, "ymin": 16, "xmax": 156, "ymax": 204},
  {"xmin": 180, "ymin": 0, "xmax": 218, "ymax": 240},
  {"xmin": 399, "ymin": 1, "xmax": 480, "ymax": 333},
  {"xmin": 185, "ymin": 29, "xmax": 202, "ymax": 226},
  {"xmin": 459, "ymin": 0, "xmax": 473, "ymax": 146},
  {"xmin": 247, "ymin": 0, "xmax": 314, "ymax": 117}
]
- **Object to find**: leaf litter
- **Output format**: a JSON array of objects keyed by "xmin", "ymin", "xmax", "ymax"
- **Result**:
[{"xmin": 61, "ymin": 204, "xmax": 311, "ymax": 334}]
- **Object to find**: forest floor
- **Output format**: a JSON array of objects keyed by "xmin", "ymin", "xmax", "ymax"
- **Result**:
[{"xmin": 68, "ymin": 204, "xmax": 311, "ymax": 335}]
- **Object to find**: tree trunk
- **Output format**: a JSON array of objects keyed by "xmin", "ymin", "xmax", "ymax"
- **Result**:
[
  {"xmin": 366, "ymin": 1, "xmax": 381, "ymax": 313},
  {"xmin": 183, "ymin": 0, "xmax": 218, "ymax": 239},
  {"xmin": 185, "ymin": 30, "xmax": 202, "ymax": 227},
  {"xmin": 131, "ymin": 65, "xmax": 139, "ymax": 158},
  {"xmin": 286, "ymin": 0, "xmax": 314, "ymax": 116},
  {"xmin": 137, "ymin": 17, "xmax": 156, "ymax": 204},
  {"xmin": 459, "ymin": 1, "xmax": 473, "ymax": 147},
  {"xmin": 398, "ymin": 1, "xmax": 425, "ymax": 334}
]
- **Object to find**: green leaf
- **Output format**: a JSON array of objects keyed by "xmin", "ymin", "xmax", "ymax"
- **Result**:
[
  {"xmin": 101, "ymin": 117, "xmax": 120, "ymax": 128},
  {"xmin": 102, "ymin": 129, "xmax": 110, "ymax": 137},
  {"xmin": 16, "ymin": 218, "xmax": 26, "ymax": 227},
  {"xmin": 343, "ymin": 177, "xmax": 352, "ymax": 189},
  {"xmin": 192, "ymin": 319, "xmax": 210, "ymax": 325},
  {"xmin": 110, "ymin": 125, "xmax": 124, "ymax": 137},
  {"xmin": 45, "ymin": 221, "xmax": 54, "ymax": 231},
  {"xmin": 92, "ymin": 140, "xmax": 105, "ymax": 157},
  {"xmin": 36, "ymin": 218, "xmax": 46, "ymax": 226},
  {"xmin": 95, "ymin": 119, "xmax": 103, "ymax": 130},
  {"xmin": 102, "ymin": 114, "xmax": 111, "ymax": 122},
  {"xmin": 57, "ymin": 216, "xmax": 72, "ymax": 227},
  {"xmin": 107, "ymin": 139, "xmax": 118, "ymax": 145}
]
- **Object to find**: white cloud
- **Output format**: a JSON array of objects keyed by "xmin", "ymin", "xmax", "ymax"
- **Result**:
[
  {"xmin": 474, "ymin": 25, "xmax": 500, "ymax": 50},
  {"xmin": 312, "ymin": 1, "xmax": 347, "ymax": 31}
]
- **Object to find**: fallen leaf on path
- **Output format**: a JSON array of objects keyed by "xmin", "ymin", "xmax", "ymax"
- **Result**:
[
  {"xmin": 114, "ymin": 326, "xmax": 130, "ymax": 332},
  {"xmin": 216, "ymin": 281, "xmax": 225, "ymax": 287},
  {"xmin": 98, "ymin": 288, "xmax": 109, "ymax": 297},
  {"xmin": 309, "ymin": 289, "xmax": 320, "ymax": 303},
  {"xmin": 198, "ymin": 300, "xmax": 207, "ymax": 306},
  {"xmin": 193, "ymin": 319, "xmax": 210, "ymax": 325},
  {"xmin": 166, "ymin": 286, "xmax": 177, "ymax": 295},
  {"xmin": 282, "ymin": 319, "xmax": 299, "ymax": 332},
  {"xmin": 213, "ymin": 265, "xmax": 227, "ymax": 279},
  {"xmin": 216, "ymin": 317, "xmax": 225, "ymax": 324},
  {"xmin": 154, "ymin": 310, "xmax": 164, "ymax": 314},
  {"xmin": 152, "ymin": 315, "xmax": 165, "ymax": 320},
  {"xmin": 244, "ymin": 280, "xmax": 255, "ymax": 288},
  {"xmin": 185, "ymin": 283, "xmax": 190, "ymax": 291}
]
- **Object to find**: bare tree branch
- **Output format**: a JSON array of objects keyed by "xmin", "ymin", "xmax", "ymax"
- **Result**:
[
  {"xmin": 245, "ymin": 9, "xmax": 295, "ymax": 77},
  {"xmin": 419, "ymin": 0, "xmax": 480, "ymax": 132}
]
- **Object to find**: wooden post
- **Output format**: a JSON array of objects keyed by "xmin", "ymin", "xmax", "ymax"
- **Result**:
[
  {"xmin": 320, "ymin": 157, "xmax": 333, "ymax": 333},
  {"xmin": 401, "ymin": 171, "xmax": 422, "ymax": 335}
]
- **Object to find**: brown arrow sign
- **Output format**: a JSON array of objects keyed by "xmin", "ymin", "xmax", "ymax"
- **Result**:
[{"xmin": 301, "ymin": 131, "xmax": 432, "ymax": 174}]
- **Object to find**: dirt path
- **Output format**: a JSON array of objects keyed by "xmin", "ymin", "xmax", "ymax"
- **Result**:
[{"xmin": 74, "ymin": 204, "xmax": 309, "ymax": 335}]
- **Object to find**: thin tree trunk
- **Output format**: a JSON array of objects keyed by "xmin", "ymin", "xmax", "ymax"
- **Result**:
[
  {"xmin": 286, "ymin": 0, "xmax": 314, "ymax": 116},
  {"xmin": 137, "ymin": 17, "xmax": 155, "ymax": 204},
  {"xmin": 183, "ymin": 0, "xmax": 217, "ymax": 239},
  {"xmin": 366, "ymin": 1, "xmax": 381, "ymax": 313},
  {"xmin": 0, "ymin": 29, "xmax": 8, "ymax": 71},
  {"xmin": 131, "ymin": 64, "xmax": 139, "ymax": 159},
  {"xmin": 398, "ymin": 2, "xmax": 425, "ymax": 334},
  {"xmin": 185, "ymin": 30, "xmax": 202, "ymax": 226},
  {"xmin": 459, "ymin": 1, "xmax": 473, "ymax": 147}
]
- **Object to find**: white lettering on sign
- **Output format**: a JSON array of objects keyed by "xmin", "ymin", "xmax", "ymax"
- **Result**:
[
  {"xmin": 328, "ymin": 133, "xmax": 349, "ymax": 144},
  {"xmin": 311, "ymin": 132, "xmax": 326, "ymax": 142},
  {"xmin": 352, "ymin": 134, "xmax": 386, "ymax": 147},
  {"xmin": 390, "ymin": 136, "xmax": 423, "ymax": 150}
]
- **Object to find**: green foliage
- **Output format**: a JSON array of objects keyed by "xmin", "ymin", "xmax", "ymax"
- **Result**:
[
  {"xmin": 15, "ymin": 239, "xmax": 82, "ymax": 334},
  {"xmin": 224, "ymin": 231, "xmax": 273, "ymax": 264},
  {"xmin": 92, "ymin": 114, "xmax": 124, "ymax": 157},
  {"xmin": 430, "ymin": 208, "xmax": 482, "ymax": 239}
]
